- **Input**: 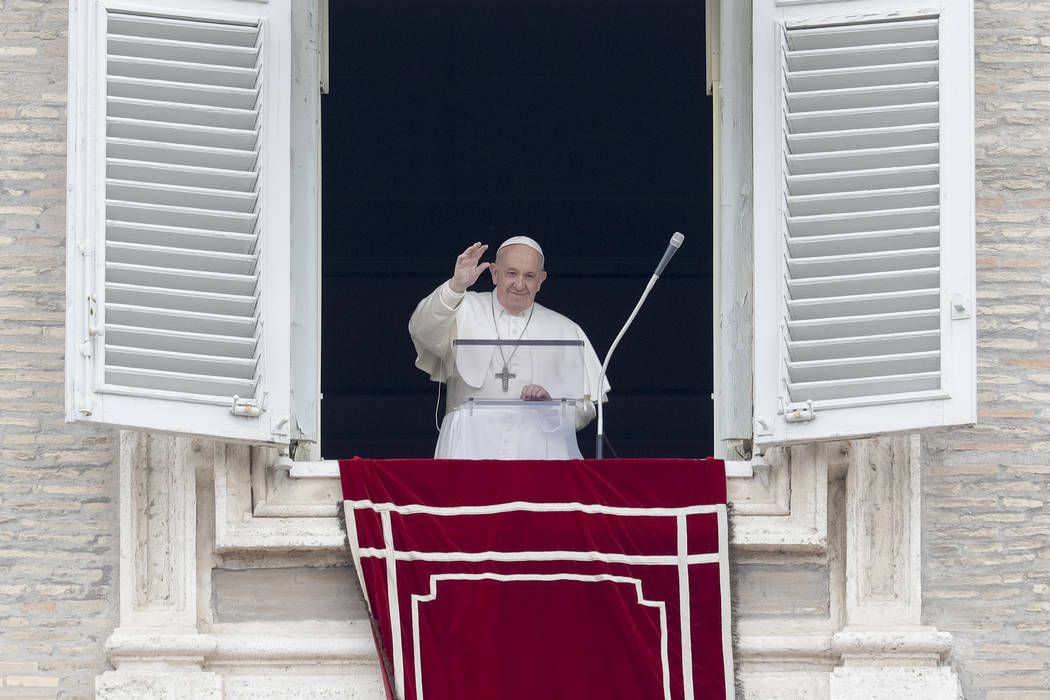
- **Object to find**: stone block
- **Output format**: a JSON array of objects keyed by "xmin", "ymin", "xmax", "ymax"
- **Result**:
[
  {"xmin": 829, "ymin": 667, "xmax": 960, "ymax": 699},
  {"xmin": 96, "ymin": 672, "xmax": 222, "ymax": 700}
]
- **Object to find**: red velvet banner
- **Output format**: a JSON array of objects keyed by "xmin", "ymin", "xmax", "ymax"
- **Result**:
[{"xmin": 340, "ymin": 458, "xmax": 734, "ymax": 700}]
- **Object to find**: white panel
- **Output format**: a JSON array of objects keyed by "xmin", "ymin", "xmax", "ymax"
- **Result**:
[
  {"xmin": 67, "ymin": 0, "xmax": 296, "ymax": 443},
  {"xmin": 752, "ymin": 0, "xmax": 975, "ymax": 445}
]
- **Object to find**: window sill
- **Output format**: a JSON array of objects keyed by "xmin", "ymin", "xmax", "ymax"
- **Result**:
[{"xmin": 285, "ymin": 458, "xmax": 756, "ymax": 479}]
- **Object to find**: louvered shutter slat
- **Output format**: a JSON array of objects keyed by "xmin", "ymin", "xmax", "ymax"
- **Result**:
[
  {"xmin": 105, "ymin": 366, "xmax": 258, "ymax": 397},
  {"xmin": 107, "ymin": 160, "xmax": 257, "ymax": 192},
  {"xmin": 108, "ymin": 56, "xmax": 259, "ymax": 89},
  {"xmin": 108, "ymin": 76, "xmax": 259, "ymax": 110},
  {"xmin": 106, "ymin": 283, "xmax": 256, "ymax": 316},
  {"xmin": 788, "ymin": 330, "xmax": 940, "ymax": 362},
  {"xmin": 106, "ymin": 15, "xmax": 259, "ymax": 46},
  {"xmin": 106, "ymin": 325, "xmax": 257, "ymax": 358},
  {"xmin": 788, "ymin": 143, "xmax": 938, "ymax": 176},
  {"xmin": 106, "ymin": 262, "xmax": 257, "ymax": 296},
  {"xmin": 787, "ymin": 372, "xmax": 940, "ymax": 402},
  {"xmin": 787, "ymin": 125, "xmax": 938, "ymax": 155},
  {"xmin": 106, "ymin": 242, "xmax": 257, "ymax": 273},
  {"xmin": 788, "ymin": 206, "xmax": 939, "ymax": 237},
  {"xmin": 789, "ymin": 104, "xmax": 939, "ymax": 134},
  {"xmin": 788, "ymin": 41, "xmax": 938, "ymax": 71},
  {"xmin": 788, "ymin": 289, "xmax": 939, "ymax": 321},
  {"xmin": 107, "ymin": 98, "xmax": 259, "ymax": 131},
  {"xmin": 787, "ymin": 227, "xmax": 940, "ymax": 257},
  {"xmin": 107, "ymin": 117, "xmax": 259, "ymax": 150},
  {"xmin": 787, "ymin": 61, "xmax": 938, "ymax": 93},
  {"xmin": 107, "ymin": 201, "xmax": 257, "ymax": 234},
  {"xmin": 105, "ymin": 345, "xmax": 257, "ymax": 378},
  {"xmin": 785, "ymin": 18, "xmax": 939, "ymax": 51},
  {"xmin": 788, "ymin": 185, "xmax": 938, "ymax": 217},
  {"xmin": 107, "ymin": 181, "xmax": 258, "ymax": 212},
  {"xmin": 788, "ymin": 165, "xmax": 938, "ymax": 196},
  {"xmin": 108, "ymin": 34, "xmax": 259, "ymax": 67},
  {"xmin": 788, "ymin": 350, "xmax": 940, "ymax": 383},
  {"xmin": 787, "ymin": 308, "xmax": 939, "ymax": 343},
  {"xmin": 107, "ymin": 138, "xmax": 258, "ymax": 171},
  {"xmin": 789, "ymin": 248, "xmax": 939, "ymax": 276},
  {"xmin": 789, "ymin": 269, "xmax": 940, "ymax": 299},
  {"xmin": 106, "ymin": 303, "xmax": 257, "ymax": 338},
  {"xmin": 106, "ymin": 221, "xmax": 256, "ymax": 254},
  {"xmin": 788, "ymin": 84, "xmax": 938, "ymax": 112}
]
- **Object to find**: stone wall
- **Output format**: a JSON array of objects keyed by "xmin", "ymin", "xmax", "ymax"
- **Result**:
[
  {"xmin": 0, "ymin": 1, "xmax": 120, "ymax": 698},
  {"xmin": 921, "ymin": 1, "xmax": 1050, "ymax": 698}
]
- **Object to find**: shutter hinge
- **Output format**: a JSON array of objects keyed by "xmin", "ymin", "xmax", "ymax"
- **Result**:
[
  {"xmin": 231, "ymin": 395, "xmax": 263, "ymax": 417},
  {"xmin": 951, "ymin": 293, "xmax": 971, "ymax": 320},
  {"xmin": 82, "ymin": 294, "xmax": 101, "ymax": 354},
  {"xmin": 783, "ymin": 399, "xmax": 815, "ymax": 423}
]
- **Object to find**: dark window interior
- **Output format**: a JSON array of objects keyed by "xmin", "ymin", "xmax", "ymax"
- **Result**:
[{"xmin": 321, "ymin": 0, "xmax": 713, "ymax": 459}]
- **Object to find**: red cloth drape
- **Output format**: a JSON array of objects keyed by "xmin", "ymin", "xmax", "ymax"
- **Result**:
[{"xmin": 340, "ymin": 458, "xmax": 733, "ymax": 700}]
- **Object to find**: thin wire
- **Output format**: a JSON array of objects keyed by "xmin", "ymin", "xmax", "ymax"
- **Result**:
[{"xmin": 433, "ymin": 378, "xmax": 443, "ymax": 433}]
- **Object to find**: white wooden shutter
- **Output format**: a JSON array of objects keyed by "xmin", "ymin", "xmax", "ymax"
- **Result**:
[
  {"xmin": 752, "ymin": 0, "xmax": 975, "ymax": 446},
  {"xmin": 67, "ymin": 0, "xmax": 296, "ymax": 443}
]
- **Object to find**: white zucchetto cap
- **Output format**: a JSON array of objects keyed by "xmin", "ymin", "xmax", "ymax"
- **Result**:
[{"xmin": 497, "ymin": 235, "xmax": 544, "ymax": 260}]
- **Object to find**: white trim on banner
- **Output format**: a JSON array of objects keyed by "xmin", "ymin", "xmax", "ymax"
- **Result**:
[{"xmin": 411, "ymin": 573, "xmax": 672, "ymax": 700}]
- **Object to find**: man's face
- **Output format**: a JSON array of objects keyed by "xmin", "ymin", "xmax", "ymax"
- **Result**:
[{"xmin": 490, "ymin": 244, "xmax": 547, "ymax": 314}]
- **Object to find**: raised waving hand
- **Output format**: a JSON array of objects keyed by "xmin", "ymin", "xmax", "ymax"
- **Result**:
[{"xmin": 449, "ymin": 242, "xmax": 491, "ymax": 293}]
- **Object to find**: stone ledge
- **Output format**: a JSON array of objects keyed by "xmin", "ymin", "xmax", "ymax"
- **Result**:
[
  {"xmin": 736, "ymin": 626, "xmax": 953, "ymax": 666},
  {"xmin": 106, "ymin": 628, "xmax": 379, "ymax": 669}
]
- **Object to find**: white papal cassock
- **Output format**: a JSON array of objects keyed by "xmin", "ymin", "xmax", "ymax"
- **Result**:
[{"xmin": 409, "ymin": 281, "xmax": 609, "ymax": 460}]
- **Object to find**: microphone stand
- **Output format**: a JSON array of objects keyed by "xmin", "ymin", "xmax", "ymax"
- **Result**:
[{"xmin": 596, "ymin": 233, "xmax": 684, "ymax": 458}]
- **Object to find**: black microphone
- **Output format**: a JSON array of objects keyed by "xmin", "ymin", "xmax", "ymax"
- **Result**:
[{"xmin": 654, "ymin": 231, "xmax": 685, "ymax": 277}]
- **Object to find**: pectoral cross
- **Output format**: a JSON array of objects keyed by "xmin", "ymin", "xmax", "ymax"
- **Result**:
[{"xmin": 495, "ymin": 364, "xmax": 516, "ymax": 392}]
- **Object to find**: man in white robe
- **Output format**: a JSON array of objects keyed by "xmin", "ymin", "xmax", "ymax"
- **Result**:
[{"xmin": 409, "ymin": 237, "xmax": 609, "ymax": 459}]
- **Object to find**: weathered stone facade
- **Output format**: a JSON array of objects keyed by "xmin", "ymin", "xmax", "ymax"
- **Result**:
[
  {"xmin": 0, "ymin": 0, "xmax": 1048, "ymax": 698},
  {"xmin": 0, "ymin": 1, "xmax": 118, "ymax": 697},
  {"xmin": 920, "ymin": 1, "xmax": 1050, "ymax": 697}
]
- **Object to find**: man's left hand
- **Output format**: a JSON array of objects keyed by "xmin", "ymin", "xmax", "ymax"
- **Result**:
[{"xmin": 520, "ymin": 384, "xmax": 551, "ymax": 401}]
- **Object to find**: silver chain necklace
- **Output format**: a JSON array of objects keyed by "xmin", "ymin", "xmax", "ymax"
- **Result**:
[{"xmin": 490, "ymin": 292, "xmax": 535, "ymax": 392}]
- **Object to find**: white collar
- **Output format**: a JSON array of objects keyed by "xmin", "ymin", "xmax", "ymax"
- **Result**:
[{"xmin": 492, "ymin": 292, "xmax": 533, "ymax": 318}]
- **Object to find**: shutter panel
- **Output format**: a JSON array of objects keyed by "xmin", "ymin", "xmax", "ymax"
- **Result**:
[
  {"xmin": 752, "ymin": 0, "xmax": 975, "ymax": 446},
  {"xmin": 67, "ymin": 0, "xmax": 295, "ymax": 443}
]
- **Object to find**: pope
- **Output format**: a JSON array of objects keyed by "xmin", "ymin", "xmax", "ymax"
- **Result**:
[{"xmin": 409, "ymin": 236, "xmax": 609, "ymax": 459}]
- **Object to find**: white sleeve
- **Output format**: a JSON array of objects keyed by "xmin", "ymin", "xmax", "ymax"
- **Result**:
[
  {"xmin": 574, "ymin": 399, "xmax": 596, "ymax": 430},
  {"xmin": 408, "ymin": 281, "xmax": 464, "ymax": 380}
]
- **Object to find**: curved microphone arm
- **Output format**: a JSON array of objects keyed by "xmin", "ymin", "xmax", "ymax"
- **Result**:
[{"xmin": 595, "ymin": 232, "xmax": 684, "ymax": 458}]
